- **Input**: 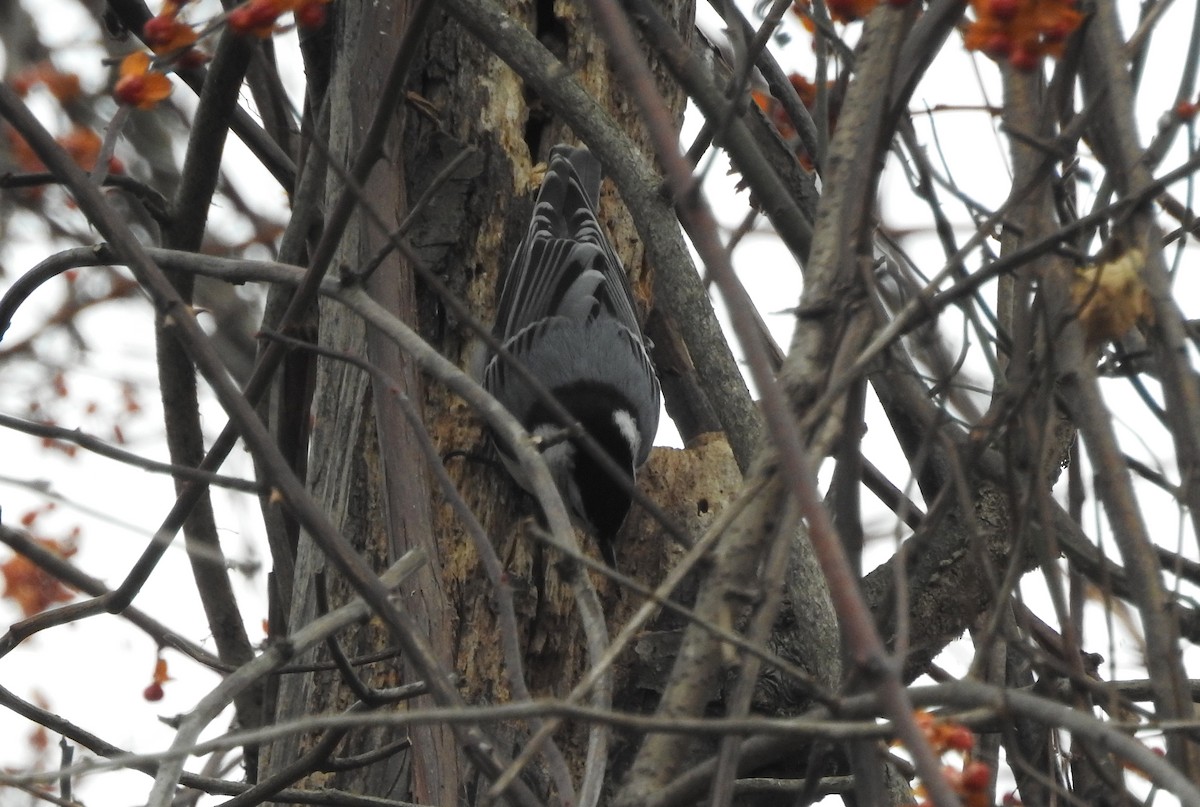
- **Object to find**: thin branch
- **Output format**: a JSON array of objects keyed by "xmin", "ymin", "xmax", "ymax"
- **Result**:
[
  {"xmin": 148, "ymin": 551, "xmax": 428, "ymax": 807},
  {"xmin": 0, "ymin": 413, "xmax": 260, "ymax": 493},
  {"xmin": 0, "ymin": 82, "xmax": 545, "ymax": 807},
  {"xmin": 444, "ymin": 0, "xmax": 763, "ymax": 471},
  {"xmin": 7, "ymin": 681, "xmax": 1198, "ymax": 806},
  {"xmin": 0, "ymin": 682, "xmax": 425, "ymax": 807},
  {"xmin": 267, "ymin": 331, "xmax": 578, "ymax": 805},
  {"xmin": 0, "ymin": 524, "xmax": 227, "ymax": 669}
]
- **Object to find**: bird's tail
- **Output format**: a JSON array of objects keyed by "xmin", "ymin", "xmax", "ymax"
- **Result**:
[{"xmin": 546, "ymin": 144, "xmax": 602, "ymax": 213}]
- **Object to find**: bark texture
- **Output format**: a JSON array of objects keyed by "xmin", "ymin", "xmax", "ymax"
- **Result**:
[{"xmin": 264, "ymin": 1, "xmax": 699, "ymax": 803}]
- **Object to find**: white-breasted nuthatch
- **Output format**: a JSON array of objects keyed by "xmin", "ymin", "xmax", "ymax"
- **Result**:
[{"xmin": 484, "ymin": 145, "xmax": 661, "ymax": 565}]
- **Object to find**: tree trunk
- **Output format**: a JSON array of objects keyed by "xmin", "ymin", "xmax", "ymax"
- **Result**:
[{"xmin": 263, "ymin": 1, "xmax": 700, "ymax": 803}]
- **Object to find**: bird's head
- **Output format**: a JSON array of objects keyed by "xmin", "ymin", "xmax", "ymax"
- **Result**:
[{"xmin": 531, "ymin": 386, "xmax": 641, "ymax": 564}]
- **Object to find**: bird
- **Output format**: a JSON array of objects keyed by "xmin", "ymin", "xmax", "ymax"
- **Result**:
[{"xmin": 483, "ymin": 144, "xmax": 661, "ymax": 565}]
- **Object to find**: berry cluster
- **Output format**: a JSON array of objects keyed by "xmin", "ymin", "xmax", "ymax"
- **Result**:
[
  {"xmin": 9, "ymin": 63, "xmax": 81, "ymax": 103},
  {"xmin": 6, "ymin": 65, "xmax": 127, "ymax": 185},
  {"xmin": 963, "ymin": 0, "xmax": 1082, "ymax": 71},
  {"xmin": 751, "ymin": 72, "xmax": 841, "ymax": 170},
  {"xmin": 909, "ymin": 710, "xmax": 1019, "ymax": 807},
  {"xmin": 112, "ymin": 0, "xmax": 331, "ymax": 110},
  {"xmin": 0, "ymin": 532, "xmax": 78, "ymax": 618},
  {"xmin": 791, "ymin": 0, "xmax": 915, "ymax": 27},
  {"xmin": 227, "ymin": 0, "xmax": 332, "ymax": 38}
]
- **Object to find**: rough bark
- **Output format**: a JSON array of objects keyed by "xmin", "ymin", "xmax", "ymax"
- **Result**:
[{"xmin": 263, "ymin": 1, "xmax": 699, "ymax": 803}]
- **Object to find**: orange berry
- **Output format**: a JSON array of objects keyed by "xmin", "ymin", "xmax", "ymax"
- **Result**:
[
  {"xmin": 113, "ymin": 52, "xmax": 172, "ymax": 109},
  {"xmin": 153, "ymin": 656, "xmax": 172, "ymax": 684},
  {"xmin": 42, "ymin": 69, "xmax": 82, "ymax": 103}
]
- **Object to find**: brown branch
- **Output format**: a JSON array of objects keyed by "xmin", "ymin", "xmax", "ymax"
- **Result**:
[
  {"xmin": 267, "ymin": 331, "xmax": 578, "ymax": 804},
  {"xmin": 155, "ymin": 17, "xmax": 261, "ymax": 745},
  {"xmin": 0, "ymin": 524, "xmax": 226, "ymax": 669},
  {"xmin": 0, "ymin": 679, "xmax": 428, "ymax": 807},
  {"xmin": 101, "ymin": 0, "xmax": 297, "ymax": 189},
  {"xmin": 624, "ymin": 0, "xmax": 816, "ymax": 262},
  {"xmin": 9, "ymin": 677, "xmax": 1200, "ymax": 803},
  {"xmin": 1075, "ymin": 0, "xmax": 1200, "ymax": 777},
  {"xmin": 443, "ymin": 0, "xmax": 763, "ymax": 471},
  {"xmin": 759, "ymin": 0, "xmax": 962, "ymax": 803},
  {"xmin": 0, "ymin": 78, "xmax": 544, "ymax": 807},
  {"xmin": 0, "ymin": 414, "xmax": 259, "ymax": 492}
]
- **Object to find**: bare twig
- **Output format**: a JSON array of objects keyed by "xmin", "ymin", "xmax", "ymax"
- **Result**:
[
  {"xmin": 0, "ymin": 79, "xmax": 544, "ymax": 807},
  {"xmin": 0, "ymin": 413, "xmax": 260, "ymax": 493}
]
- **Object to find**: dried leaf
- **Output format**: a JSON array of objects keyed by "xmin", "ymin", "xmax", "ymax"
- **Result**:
[{"xmin": 1070, "ymin": 249, "xmax": 1151, "ymax": 347}]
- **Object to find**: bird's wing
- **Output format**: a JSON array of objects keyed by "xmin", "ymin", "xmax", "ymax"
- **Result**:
[
  {"xmin": 483, "ymin": 315, "xmax": 660, "ymax": 461},
  {"xmin": 493, "ymin": 146, "xmax": 644, "ymax": 341}
]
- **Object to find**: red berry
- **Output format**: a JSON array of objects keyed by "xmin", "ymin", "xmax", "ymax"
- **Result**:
[
  {"xmin": 227, "ymin": 1, "xmax": 279, "ymax": 34},
  {"xmin": 989, "ymin": 0, "xmax": 1019, "ymax": 20},
  {"xmin": 1042, "ymin": 19, "xmax": 1073, "ymax": 43},
  {"xmin": 113, "ymin": 75, "xmax": 147, "ymax": 107},
  {"xmin": 961, "ymin": 761, "xmax": 991, "ymax": 791},
  {"xmin": 143, "ymin": 682, "xmax": 164, "ymax": 701},
  {"xmin": 944, "ymin": 725, "xmax": 975, "ymax": 752},
  {"xmin": 1009, "ymin": 44, "xmax": 1040, "ymax": 71},
  {"xmin": 227, "ymin": 7, "xmax": 263, "ymax": 35},
  {"xmin": 295, "ymin": 2, "xmax": 327, "ymax": 28},
  {"xmin": 827, "ymin": 0, "xmax": 859, "ymax": 20},
  {"xmin": 180, "ymin": 49, "xmax": 208, "ymax": 69},
  {"xmin": 244, "ymin": 1, "xmax": 279, "ymax": 26},
  {"xmin": 11, "ymin": 74, "xmax": 34, "ymax": 96},
  {"xmin": 142, "ymin": 15, "xmax": 175, "ymax": 46},
  {"xmin": 983, "ymin": 33, "xmax": 1012, "ymax": 58}
]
